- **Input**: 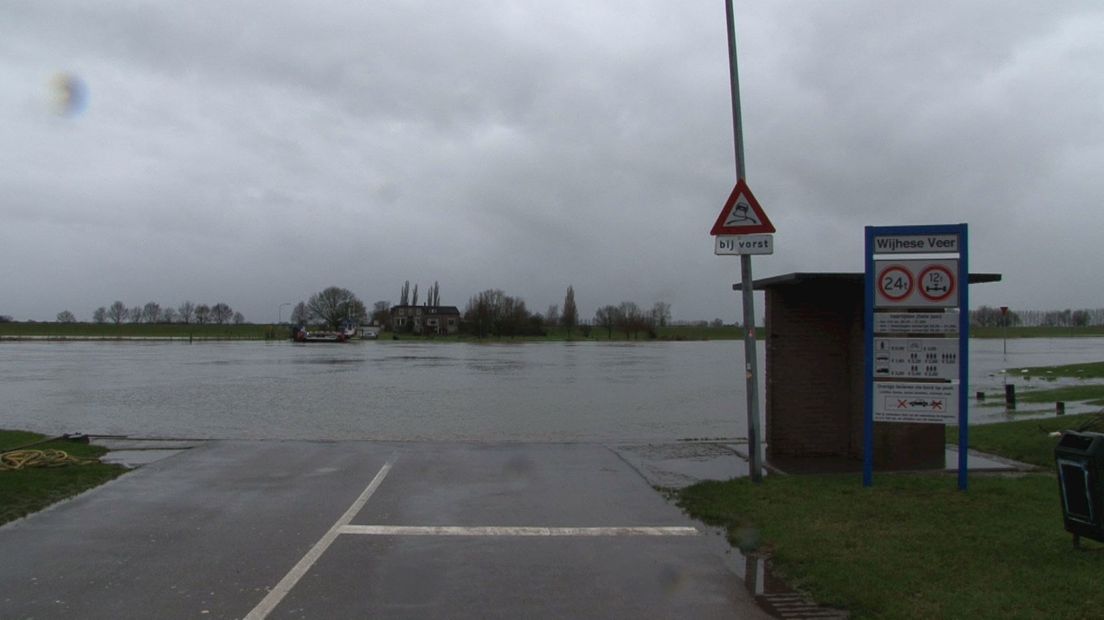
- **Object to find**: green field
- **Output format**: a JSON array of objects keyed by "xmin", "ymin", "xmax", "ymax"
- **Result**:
[
  {"xmin": 970, "ymin": 325, "xmax": 1104, "ymax": 338},
  {"xmin": 678, "ymin": 412, "xmax": 1104, "ymax": 619},
  {"xmin": 0, "ymin": 322, "xmax": 282, "ymax": 340}
]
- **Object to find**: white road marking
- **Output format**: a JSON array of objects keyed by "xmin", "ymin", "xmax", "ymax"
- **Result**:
[
  {"xmin": 338, "ymin": 525, "xmax": 699, "ymax": 537},
  {"xmin": 244, "ymin": 456, "xmax": 396, "ymax": 620}
]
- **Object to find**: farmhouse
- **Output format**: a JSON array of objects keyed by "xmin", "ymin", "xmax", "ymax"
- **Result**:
[{"xmin": 390, "ymin": 305, "xmax": 461, "ymax": 335}]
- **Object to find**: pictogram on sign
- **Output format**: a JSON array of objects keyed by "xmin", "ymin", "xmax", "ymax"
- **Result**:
[{"xmin": 710, "ymin": 179, "xmax": 775, "ymax": 235}]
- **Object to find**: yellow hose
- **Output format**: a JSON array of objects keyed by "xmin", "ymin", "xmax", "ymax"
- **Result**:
[{"xmin": 0, "ymin": 449, "xmax": 96, "ymax": 471}]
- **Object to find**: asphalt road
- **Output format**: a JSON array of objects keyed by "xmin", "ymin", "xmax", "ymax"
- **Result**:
[{"xmin": 0, "ymin": 441, "xmax": 769, "ymax": 619}]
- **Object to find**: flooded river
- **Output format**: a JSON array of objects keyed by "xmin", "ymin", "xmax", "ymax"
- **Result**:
[{"xmin": 1, "ymin": 338, "xmax": 1101, "ymax": 441}]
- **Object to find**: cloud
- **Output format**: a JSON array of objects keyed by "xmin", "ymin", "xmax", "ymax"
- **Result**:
[{"xmin": 2, "ymin": 1, "xmax": 1103, "ymax": 321}]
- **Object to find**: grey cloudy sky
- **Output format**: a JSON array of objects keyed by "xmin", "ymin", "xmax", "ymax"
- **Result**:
[{"xmin": 3, "ymin": 1, "xmax": 1102, "ymax": 323}]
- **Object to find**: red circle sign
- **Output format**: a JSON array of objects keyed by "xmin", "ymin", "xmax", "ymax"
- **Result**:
[
  {"xmin": 918, "ymin": 265, "xmax": 955, "ymax": 302},
  {"xmin": 877, "ymin": 265, "xmax": 913, "ymax": 301}
]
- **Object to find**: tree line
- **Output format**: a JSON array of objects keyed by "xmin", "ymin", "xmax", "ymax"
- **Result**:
[
  {"xmin": 69, "ymin": 301, "xmax": 246, "ymax": 325},
  {"xmin": 970, "ymin": 306, "xmax": 1104, "ymax": 328},
  {"xmin": 287, "ymin": 282, "xmax": 675, "ymax": 339}
]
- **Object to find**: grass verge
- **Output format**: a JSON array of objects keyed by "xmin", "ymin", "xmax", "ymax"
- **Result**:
[
  {"xmin": 678, "ymin": 473, "xmax": 1101, "ymax": 619},
  {"xmin": 946, "ymin": 412, "xmax": 1104, "ymax": 468},
  {"xmin": 0, "ymin": 430, "xmax": 126, "ymax": 525},
  {"xmin": 678, "ymin": 412, "xmax": 1104, "ymax": 619}
]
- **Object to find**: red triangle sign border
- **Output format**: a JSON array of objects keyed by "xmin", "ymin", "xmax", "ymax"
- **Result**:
[{"xmin": 710, "ymin": 179, "xmax": 776, "ymax": 236}]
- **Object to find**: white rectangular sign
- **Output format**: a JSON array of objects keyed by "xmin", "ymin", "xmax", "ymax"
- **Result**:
[
  {"xmin": 874, "ymin": 382, "xmax": 958, "ymax": 424},
  {"xmin": 873, "ymin": 312, "xmax": 959, "ymax": 335},
  {"xmin": 874, "ymin": 338, "xmax": 959, "ymax": 380},
  {"xmin": 715, "ymin": 234, "xmax": 773, "ymax": 255},
  {"xmin": 874, "ymin": 259, "xmax": 959, "ymax": 309},
  {"xmin": 872, "ymin": 234, "xmax": 959, "ymax": 254}
]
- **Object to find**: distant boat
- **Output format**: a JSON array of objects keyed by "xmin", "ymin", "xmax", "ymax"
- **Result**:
[{"xmin": 292, "ymin": 324, "xmax": 356, "ymax": 343}]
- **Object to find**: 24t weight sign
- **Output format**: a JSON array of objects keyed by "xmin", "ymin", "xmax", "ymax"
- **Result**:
[{"xmin": 877, "ymin": 265, "xmax": 913, "ymax": 302}]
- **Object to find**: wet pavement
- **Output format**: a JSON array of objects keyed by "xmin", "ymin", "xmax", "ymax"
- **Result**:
[{"xmin": 0, "ymin": 440, "xmax": 773, "ymax": 619}]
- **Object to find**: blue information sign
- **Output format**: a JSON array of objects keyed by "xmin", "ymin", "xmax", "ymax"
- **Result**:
[{"xmin": 864, "ymin": 224, "xmax": 970, "ymax": 490}]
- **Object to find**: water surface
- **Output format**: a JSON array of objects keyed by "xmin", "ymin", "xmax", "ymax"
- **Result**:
[{"xmin": 1, "ymin": 338, "xmax": 1100, "ymax": 441}]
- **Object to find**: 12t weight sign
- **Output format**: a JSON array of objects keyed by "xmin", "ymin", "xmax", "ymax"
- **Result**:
[{"xmin": 874, "ymin": 259, "xmax": 959, "ymax": 308}]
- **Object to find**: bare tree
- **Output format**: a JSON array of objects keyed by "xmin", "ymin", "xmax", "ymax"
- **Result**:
[
  {"xmin": 162, "ymin": 307, "xmax": 178, "ymax": 323},
  {"xmin": 56, "ymin": 310, "xmax": 77, "ymax": 323},
  {"xmin": 617, "ymin": 302, "xmax": 643, "ymax": 339},
  {"xmin": 545, "ymin": 304, "xmax": 560, "ymax": 327},
  {"xmin": 400, "ymin": 281, "xmax": 410, "ymax": 306},
  {"xmin": 307, "ymin": 286, "xmax": 366, "ymax": 330},
  {"xmin": 428, "ymin": 281, "xmax": 441, "ymax": 306},
  {"xmin": 92, "ymin": 307, "xmax": 107, "ymax": 324},
  {"xmin": 107, "ymin": 301, "xmax": 128, "ymax": 325},
  {"xmin": 142, "ymin": 302, "xmax": 161, "ymax": 324},
  {"xmin": 194, "ymin": 304, "xmax": 211, "ymax": 325},
  {"xmin": 412, "ymin": 283, "xmax": 419, "ymax": 307},
  {"xmin": 129, "ymin": 306, "xmax": 143, "ymax": 323},
  {"xmin": 651, "ymin": 302, "xmax": 671, "ymax": 328},
  {"xmin": 290, "ymin": 301, "xmax": 309, "ymax": 325},
  {"xmin": 561, "ymin": 286, "xmax": 578, "ymax": 336},
  {"xmin": 594, "ymin": 305, "xmax": 619, "ymax": 339},
  {"xmin": 461, "ymin": 289, "xmax": 543, "ymax": 338},
  {"xmin": 210, "ymin": 302, "xmax": 233, "ymax": 325},
  {"xmin": 178, "ymin": 301, "xmax": 195, "ymax": 324},
  {"xmin": 232, "ymin": 311, "xmax": 245, "ymax": 325}
]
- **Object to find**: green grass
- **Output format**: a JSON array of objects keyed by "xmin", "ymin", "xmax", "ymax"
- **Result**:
[
  {"xmin": 947, "ymin": 413, "xmax": 1102, "ymax": 468},
  {"xmin": 678, "ymin": 413, "xmax": 1104, "ymax": 619},
  {"xmin": 1008, "ymin": 361, "xmax": 1104, "ymax": 380},
  {"xmin": 678, "ymin": 473, "xmax": 1100, "ymax": 620},
  {"xmin": 0, "ymin": 430, "xmax": 126, "ymax": 525},
  {"xmin": 971, "ymin": 325, "xmax": 1104, "ymax": 338}
]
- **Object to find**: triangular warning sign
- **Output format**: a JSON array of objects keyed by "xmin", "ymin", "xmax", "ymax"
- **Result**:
[{"xmin": 710, "ymin": 179, "xmax": 776, "ymax": 235}]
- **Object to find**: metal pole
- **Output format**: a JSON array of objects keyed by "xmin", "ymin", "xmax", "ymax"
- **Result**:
[
  {"xmin": 725, "ymin": 0, "xmax": 762, "ymax": 483},
  {"xmin": 1002, "ymin": 313, "xmax": 1008, "ymax": 360},
  {"xmin": 725, "ymin": 0, "xmax": 746, "ymax": 181}
]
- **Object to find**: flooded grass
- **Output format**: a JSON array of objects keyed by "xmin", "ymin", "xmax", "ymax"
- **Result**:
[
  {"xmin": 1008, "ymin": 361, "xmax": 1104, "ymax": 379},
  {"xmin": 0, "ymin": 430, "xmax": 126, "ymax": 525},
  {"xmin": 1017, "ymin": 385, "xmax": 1104, "ymax": 406}
]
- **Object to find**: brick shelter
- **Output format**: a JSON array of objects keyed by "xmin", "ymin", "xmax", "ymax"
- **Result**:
[{"xmin": 737, "ymin": 272, "xmax": 1000, "ymax": 473}]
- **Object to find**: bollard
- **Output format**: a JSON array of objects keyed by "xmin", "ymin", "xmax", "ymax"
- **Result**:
[
  {"xmin": 1057, "ymin": 401, "xmax": 1066, "ymax": 416},
  {"xmin": 976, "ymin": 391, "xmax": 985, "ymax": 401},
  {"xmin": 1005, "ymin": 384, "xmax": 1016, "ymax": 409}
]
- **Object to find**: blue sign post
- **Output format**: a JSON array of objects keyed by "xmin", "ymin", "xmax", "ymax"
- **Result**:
[{"xmin": 864, "ymin": 224, "xmax": 969, "ymax": 490}]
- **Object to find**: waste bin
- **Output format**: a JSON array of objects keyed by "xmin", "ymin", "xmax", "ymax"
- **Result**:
[{"xmin": 1055, "ymin": 431, "xmax": 1104, "ymax": 546}]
